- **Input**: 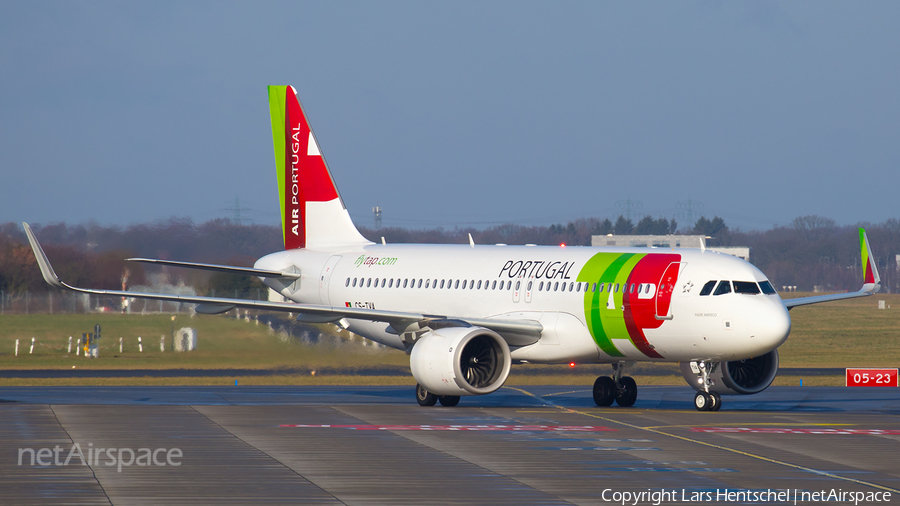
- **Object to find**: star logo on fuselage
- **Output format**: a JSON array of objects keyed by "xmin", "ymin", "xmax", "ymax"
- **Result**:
[{"xmin": 682, "ymin": 281, "xmax": 694, "ymax": 293}]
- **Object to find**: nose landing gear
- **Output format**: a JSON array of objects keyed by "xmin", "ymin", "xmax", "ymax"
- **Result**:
[{"xmin": 692, "ymin": 361, "xmax": 722, "ymax": 411}]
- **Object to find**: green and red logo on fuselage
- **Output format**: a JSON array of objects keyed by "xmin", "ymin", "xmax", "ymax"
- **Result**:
[{"xmin": 577, "ymin": 252, "xmax": 681, "ymax": 359}]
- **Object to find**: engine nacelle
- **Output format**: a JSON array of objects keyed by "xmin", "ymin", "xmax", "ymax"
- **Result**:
[
  {"xmin": 410, "ymin": 326, "xmax": 512, "ymax": 396},
  {"xmin": 680, "ymin": 349, "xmax": 779, "ymax": 396}
]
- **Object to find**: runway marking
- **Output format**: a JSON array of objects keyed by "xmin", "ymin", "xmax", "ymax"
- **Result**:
[
  {"xmin": 505, "ymin": 386, "xmax": 900, "ymax": 494},
  {"xmin": 551, "ymin": 446, "xmax": 661, "ymax": 451},
  {"xmin": 644, "ymin": 423, "xmax": 854, "ymax": 429},
  {"xmin": 539, "ymin": 390, "xmax": 581, "ymax": 397},
  {"xmin": 692, "ymin": 427, "xmax": 900, "ymax": 435},
  {"xmin": 280, "ymin": 424, "xmax": 616, "ymax": 431}
]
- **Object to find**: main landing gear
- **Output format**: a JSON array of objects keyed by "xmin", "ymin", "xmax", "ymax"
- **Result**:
[
  {"xmin": 593, "ymin": 362, "xmax": 638, "ymax": 407},
  {"xmin": 692, "ymin": 361, "xmax": 722, "ymax": 411},
  {"xmin": 415, "ymin": 384, "xmax": 460, "ymax": 407}
]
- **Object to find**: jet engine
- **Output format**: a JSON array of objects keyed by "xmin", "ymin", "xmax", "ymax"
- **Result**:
[
  {"xmin": 410, "ymin": 326, "xmax": 512, "ymax": 396},
  {"xmin": 680, "ymin": 349, "xmax": 779, "ymax": 395}
]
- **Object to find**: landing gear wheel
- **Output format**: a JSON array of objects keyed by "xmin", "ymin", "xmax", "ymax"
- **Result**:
[
  {"xmin": 593, "ymin": 376, "xmax": 615, "ymax": 406},
  {"xmin": 694, "ymin": 392, "xmax": 711, "ymax": 411},
  {"xmin": 416, "ymin": 384, "xmax": 437, "ymax": 406},
  {"xmin": 614, "ymin": 376, "xmax": 638, "ymax": 407},
  {"xmin": 439, "ymin": 395, "xmax": 460, "ymax": 407},
  {"xmin": 709, "ymin": 392, "xmax": 721, "ymax": 411}
]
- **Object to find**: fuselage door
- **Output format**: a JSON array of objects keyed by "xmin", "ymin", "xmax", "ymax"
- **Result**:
[
  {"xmin": 319, "ymin": 255, "xmax": 342, "ymax": 305},
  {"xmin": 655, "ymin": 262, "xmax": 683, "ymax": 320},
  {"xmin": 524, "ymin": 277, "xmax": 534, "ymax": 303}
]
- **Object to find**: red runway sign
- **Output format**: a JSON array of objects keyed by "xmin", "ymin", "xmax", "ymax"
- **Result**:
[{"xmin": 845, "ymin": 368, "xmax": 898, "ymax": 387}]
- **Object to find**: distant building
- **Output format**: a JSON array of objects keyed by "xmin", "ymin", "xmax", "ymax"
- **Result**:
[{"xmin": 591, "ymin": 234, "xmax": 750, "ymax": 262}]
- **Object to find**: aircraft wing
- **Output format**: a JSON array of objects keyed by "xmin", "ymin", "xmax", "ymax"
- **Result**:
[
  {"xmin": 783, "ymin": 228, "xmax": 881, "ymax": 310},
  {"xmin": 23, "ymin": 223, "xmax": 541, "ymax": 346}
]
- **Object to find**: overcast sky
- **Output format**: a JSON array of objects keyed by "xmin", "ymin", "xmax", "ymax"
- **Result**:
[{"xmin": 1, "ymin": 1, "xmax": 898, "ymax": 232}]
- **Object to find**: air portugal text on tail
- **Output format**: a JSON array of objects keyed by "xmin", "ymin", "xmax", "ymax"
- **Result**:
[
  {"xmin": 22, "ymin": 85, "xmax": 884, "ymax": 412},
  {"xmin": 267, "ymin": 85, "xmax": 369, "ymax": 251}
]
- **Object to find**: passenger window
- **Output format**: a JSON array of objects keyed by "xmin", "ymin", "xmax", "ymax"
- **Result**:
[
  {"xmin": 576, "ymin": 283, "xmax": 581, "ymax": 293},
  {"xmin": 733, "ymin": 281, "xmax": 761, "ymax": 294},
  {"xmin": 454, "ymin": 280, "xmax": 459, "ymax": 289},
  {"xmin": 554, "ymin": 282, "xmax": 559, "ymax": 291},
  {"xmin": 417, "ymin": 279, "xmax": 422, "ymax": 288},
  {"xmin": 374, "ymin": 278, "xmax": 379, "ymax": 287},
  {"xmin": 381, "ymin": 279, "xmax": 386, "ymax": 288},
  {"xmin": 713, "ymin": 281, "xmax": 732, "ymax": 295},
  {"xmin": 759, "ymin": 281, "xmax": 777, "ymax": 295},
  {"xmin": 366, "ymin": 278, "xmax": 371, "ymax": 288},
  {"xmin": 491, "ymin": 280, "xmax": 497, "ymax": 290},
  {"xmin": 539, "ymin": 281, "xmax": 544, "ymax": 291},
  {"xmin": 346, "ymin": 278, "xmax": 351, "ymax": 287},
  {"xmin": 515, "ymin": 281, "xmax": 521, "ymax": 291},
  {"xmin": 461, "ymin": 280, "xmax": 466, "ymax": 289},
  {"xmin": 527, "ymin": 281, "xmax": 533, "ymax": 291},
  {"xmin": 699, "ymin": 280, "xmax": 716, "ymax": 296},
  {"xmin": 568, "ymin": 282, "xmax": 574, "ymax": 292},
  {"xmin": 614, "ymin": 283, "xmax": 619, "ymax": 293}
]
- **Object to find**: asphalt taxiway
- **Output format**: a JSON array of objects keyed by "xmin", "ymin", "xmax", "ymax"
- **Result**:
[{"xmin": 0, "ymin": 385, "xmax": 898, "ymax": 505}]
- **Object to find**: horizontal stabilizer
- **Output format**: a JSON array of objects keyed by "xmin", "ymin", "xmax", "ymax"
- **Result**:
[{"xmin": 126, "ymin": 258, "xmax": 301, "ymax": 279}]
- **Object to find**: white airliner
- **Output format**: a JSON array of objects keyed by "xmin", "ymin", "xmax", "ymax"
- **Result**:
[{"xmin": 24, "ymin": 85, "xmax": 882, "ymax": 411}]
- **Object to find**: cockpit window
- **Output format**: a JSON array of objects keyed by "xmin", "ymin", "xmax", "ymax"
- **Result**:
[
  {"xmin": 759, "ymin": 280, "xmax": 777, "ymax": 295},
  {"xmin": 733, "ymin": 281, "xmax": 761, "ymax": 294},
  {"xmin": 699, "ymin": 280, "xmax": 716, "ymax": 296},
  {"xmin": 713, "ymin": 280, "xmax": 732, "ymax": 295}
]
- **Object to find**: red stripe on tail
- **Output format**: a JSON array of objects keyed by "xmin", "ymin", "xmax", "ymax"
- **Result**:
[{"xmin": 283, "ymin": 91, "xmax": 340, "ymax": 249}]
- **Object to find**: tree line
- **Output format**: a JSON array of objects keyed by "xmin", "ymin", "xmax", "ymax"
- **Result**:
[{"xmin": 1, "ymin": 214, "xmax": 897, "ymax": 296}]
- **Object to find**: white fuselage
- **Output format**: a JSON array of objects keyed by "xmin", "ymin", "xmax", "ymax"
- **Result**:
[{"xmin": 256, "ymin": 244, "xmax": 791, "ymax": 365}]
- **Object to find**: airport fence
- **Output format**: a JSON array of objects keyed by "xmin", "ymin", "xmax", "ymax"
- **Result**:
[{"xmin": 0, "ymin": 291, "xmax": 195, "ymax": 315}]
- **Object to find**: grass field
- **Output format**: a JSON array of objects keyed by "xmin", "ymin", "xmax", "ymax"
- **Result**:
[{"xmin": 0, "ymin": 292, "xmax": 896, "ymax": 386}]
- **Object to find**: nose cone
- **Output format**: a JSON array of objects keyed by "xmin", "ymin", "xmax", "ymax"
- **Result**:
[{"xmin": 756, "ymin": 298, "xmax": 791, "ymax": 351}]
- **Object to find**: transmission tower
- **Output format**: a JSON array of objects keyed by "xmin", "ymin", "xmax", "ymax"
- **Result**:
[
  {"xmin": 616, "ymin": 198, "xmax": 643, "ymax": 221},
  {"xmin": 225, "ymin": 196, "xmax": 252, "ymax": 225},
  {"xmin": 675, "ymin": 198, "xmax": 703, "ymax": 229},
  {"xmin": 373, "ymin": 204, "xmax": 383, "ymax": 229}
]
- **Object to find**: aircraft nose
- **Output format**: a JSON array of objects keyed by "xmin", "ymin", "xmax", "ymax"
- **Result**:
[{"xmin": 757, "ymin": 299, "xmax": 791, "ymax": 350}]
